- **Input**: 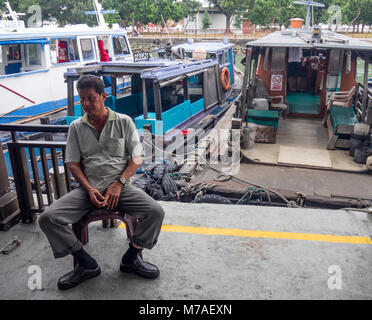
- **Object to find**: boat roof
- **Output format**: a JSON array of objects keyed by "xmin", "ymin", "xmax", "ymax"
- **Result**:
[
  {"xmin": 64, "ymin": 59, "xmax": 217, "ymax": 82},
  {"xmin": 172, "ymin": 41, "xmax": 234, "ymax": 54},
  {"xmin": 247, "ymin": 30, "xmax": 372, "ymax": 52},
  {"xmin": 0, "ymin": 26, "xmax": 127, "ymax": 42}
]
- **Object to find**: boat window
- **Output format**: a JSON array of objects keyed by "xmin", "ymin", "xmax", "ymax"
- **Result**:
[
  {"xmin": 206, "ymin": 53, "xmax": 216, "ymax": 60},
  {"xmin": 119, "ymin": 37, "xmax": 129, "ymax": 54},
  {"xmin": 71, "ymin": 39, "xmax": 80, "ymax": 61},
  {"xmin": 24, "ymin": 44, "xmax": 42, "ymax": 67},
  {"xmin": 271, "ymin": 48, "xmax": 286, "ymax": 72},
  {"xmin": 218, "ymin": 54, "xmax": 223, "ymax": 65},
  {"xmin": 113, "ymin": 36, "xmax": 130, "ymax": 56},
  {"xmin": 7, "ymin": 44, "xmax": 21, "ymax": 61},
  {"xmin": 224, "ymin": 51, "xmax": 229, "ymax": 64},
  {"xmin": 80, "ymin": 39, "xmax": 96, "ymax": 61},
  {"xmin": 50, "ymin": 39, "xmax": 72, "ymax": 64}
]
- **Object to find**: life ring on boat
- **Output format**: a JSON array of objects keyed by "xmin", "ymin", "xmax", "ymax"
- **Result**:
[{"xmin": 220, "ymin": 67, "xmax": 231, "ymax": 91}]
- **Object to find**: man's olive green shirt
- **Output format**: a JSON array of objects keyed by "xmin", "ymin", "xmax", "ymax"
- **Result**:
[{"xmin": 65, "ymin": 108, "xmax": 143, "ymax": 191}]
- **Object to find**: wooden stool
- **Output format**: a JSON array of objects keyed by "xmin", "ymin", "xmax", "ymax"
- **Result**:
[{"xmin": 72, "ymin": 209, "xmax": 140, "ymax": 266}]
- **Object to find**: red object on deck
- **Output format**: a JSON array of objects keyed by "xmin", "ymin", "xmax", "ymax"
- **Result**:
[
  {"xmin": 58, "ymin": 40, "xmax": 69, "ymax": 63},
  {"xmin": 182, "ymin": 130, "xmax": 190, "ymax": 135},
  {"xmin": 98, "ymin": 40, "xmax": 110, "ymax": 62}
]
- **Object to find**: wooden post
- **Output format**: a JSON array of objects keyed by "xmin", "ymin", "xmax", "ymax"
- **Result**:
[
  {"xmin": 111, "ymin": 76, "xmax": 117, "ymax": 110},
  {"xmin": 40, "ymin": 117, "xmax": 53, "ymax": 141},
  {"xmin": 0, "ymin": 143, "xmax": 20, "ymax": 231},
  {"xmin": 251, "ymin": 53, "xmax": 259, "ymax": 97},
  {"xmin": 153, "ymin": 81, "xmax": 162, "ymax": 121},
  {"xmin": 240, "ymin": 47, "xmax": 253, "ymax": 121},
  {"xmin": 142, "ymin": 78, "xmax": 148, "ymax": 120},
  {"xmin": 361, "ymin": 53, "xmax": 370, "ymax": 120},
  {"xmin": 7, "ymin": 143, "xmax": 35, "ymax": 223},
  {"xmin": 0, "ymin": 144, "xmax": 10, "ymax": 197},
  {"xmin": 67, "ymin": 79, "xmax": 75, "ymax": 117},
  {"xmin": 183, "ymin": 77, "xmax": 190, "ymax": 101}
]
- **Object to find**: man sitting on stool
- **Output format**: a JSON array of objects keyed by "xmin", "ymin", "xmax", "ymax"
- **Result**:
[{"xmin": 39, "ymin": 75, "xmax": 165, "ymax": 290}]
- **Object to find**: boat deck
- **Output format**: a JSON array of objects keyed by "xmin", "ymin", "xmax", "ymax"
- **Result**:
[{"xmin": 242, "ymin": 118, "xmax": 367, "ymax": 172}]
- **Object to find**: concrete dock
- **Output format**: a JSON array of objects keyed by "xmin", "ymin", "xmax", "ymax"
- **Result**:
[{"xmin": 0, "ymin": 202, "xmax": 372, "ymax": 300}]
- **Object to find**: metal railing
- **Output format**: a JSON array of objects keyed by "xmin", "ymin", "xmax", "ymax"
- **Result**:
[
  {"xmin": 355, "ymin": 83, "xmax": 372, "ymax": 123},
  {"xmin": 0, "ymin": 124, "xmax": 70, "ymax": 223}
]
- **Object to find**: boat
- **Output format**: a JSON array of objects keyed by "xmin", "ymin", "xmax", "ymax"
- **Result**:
[
  {"xmin": 239, "ymin": 1, "xmax": 372, "ymax": 172},
  {"xmin": 0, "ymin": 0, "xmax": 133, "ymax": 124},
  {"xmin": 64, "ymin": 49, "xmax": 239, "ymax": 150}
]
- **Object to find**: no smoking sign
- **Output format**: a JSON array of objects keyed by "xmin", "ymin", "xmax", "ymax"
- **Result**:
[{"xmin": 270, "ymin": 74, "xmax": 283, "ymax": 91}]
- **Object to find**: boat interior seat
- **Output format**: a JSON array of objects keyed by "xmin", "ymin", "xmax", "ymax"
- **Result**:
[
  {"xmin": 330, "ymin": 106, "xmax": 358, "ymax": 134},
  {"xmin": 326, "ymin": 106, "xmax": 359, "ymax": 150}
]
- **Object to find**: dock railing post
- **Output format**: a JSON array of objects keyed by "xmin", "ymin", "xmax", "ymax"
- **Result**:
[
  {"xmin": 0, "ymin": 143, "xmax": 21, "ymax": 231},
  {"xmin": 67, "ymin": 78, "xmax": 75, "ymax": 117},
  {"xmin": 240, "ymin": 47, "xmax": 253, "ymax": 121},
  {"xmin": 361, "ymin": 53, "xmax": 370, "ymax": 121},
  {"xmin": 7, "ymin": 142, "xmax": 35, "ymax": 224}
]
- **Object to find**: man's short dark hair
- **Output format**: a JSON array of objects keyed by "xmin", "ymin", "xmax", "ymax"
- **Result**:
[{"xmin": 77, "ymin": 75, "xmax": 105, "ymax": 95}]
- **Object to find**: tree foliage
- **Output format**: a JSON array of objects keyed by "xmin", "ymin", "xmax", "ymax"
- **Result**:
[
  {"xmin": 247, "ymin": 0, "xmax": 372, "ymax": 29},
  {"xmin": 202, "ymin": 10, "xmax": 211, "ymax": 29},
  {"xmin": 1, "ymin": 0, "xmax": 371, "ymax": 30}
]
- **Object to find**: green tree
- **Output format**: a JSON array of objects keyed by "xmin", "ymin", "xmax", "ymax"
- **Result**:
[
  {"xmin": 233, "ymin": 11, "xmax": 243, "ymax": 30},
  {"xmin": 202, "ymin": 10, "xmax": 211, "ymax": 30}
]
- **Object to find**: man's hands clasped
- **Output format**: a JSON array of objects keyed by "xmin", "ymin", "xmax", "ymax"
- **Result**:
[{"xmin": 87, "ymin": 181, "xmax": 122, "ymax": 209}]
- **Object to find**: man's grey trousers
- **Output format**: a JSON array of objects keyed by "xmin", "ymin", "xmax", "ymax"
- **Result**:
[{"xmin": 38, "ymin": 185, "xmax": 165, "ymax": 258}]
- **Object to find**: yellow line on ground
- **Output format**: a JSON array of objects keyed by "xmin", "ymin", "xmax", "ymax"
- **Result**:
[{"xmin": 118, "ymin": 223, "xmax": 372, "ymax": 245}]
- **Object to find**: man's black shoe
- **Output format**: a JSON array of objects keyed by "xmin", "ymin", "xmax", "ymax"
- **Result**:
[
  {"xmin": 120, "ymin": 255, "xmax": 159, "ymax": 279},
  {"xmin": 57, "ymin": 264, "xmax": 101, "ymax": 290}
]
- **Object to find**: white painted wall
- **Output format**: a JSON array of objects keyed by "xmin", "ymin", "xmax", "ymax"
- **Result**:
[{"xmin": 184, "ymin": 12, "xmax": 240, "ymax": 33}]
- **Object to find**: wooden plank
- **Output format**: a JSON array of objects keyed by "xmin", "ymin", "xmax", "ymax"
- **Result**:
[
  {"xmin": 62, "ymin": 149, "xmax": 72, "ymax": 193},
  {"xmin": 29, "ymin": 147, "xmax": 44, "ymax": 210},
  {"xmin": 326, "ymin": 115, "xmax": 338, "ymax": 150},
  {"xmin": 40, "ymin": 148, "xmax": 53, "ymax": 205},
  {"xmin": 278, "ymin": 146, "xmax": 332, "ymax": 168},
  {"xmin": 13, "ymin": 106, "xmax": 67, "ymax": 124},
  {"xmin": 50, "ymin": 148, "xmax": 61, "ymax": 199}
]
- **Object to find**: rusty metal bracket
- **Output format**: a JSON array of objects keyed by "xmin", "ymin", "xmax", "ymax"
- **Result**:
[
  {"xmin": 295, "ymin": 192, "xmax": 307, "ymax": 207},
  {"xmin": 1, "ymin": 236, "xmax": 22, "ymax": 254}
]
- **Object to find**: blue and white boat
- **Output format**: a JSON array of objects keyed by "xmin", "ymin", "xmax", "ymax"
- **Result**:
[{"xmin": 0, "ymin": 0, "xmax": 133, "ymax": 124}]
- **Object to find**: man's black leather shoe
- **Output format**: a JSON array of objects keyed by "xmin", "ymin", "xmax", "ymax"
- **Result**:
[
  {"xmin": 120, "ymin": 255, "xmax": 159, "ymax": 279},
  {"xmin": 57, "ymin": 264, "xmax": 101, "ymax": 290}
]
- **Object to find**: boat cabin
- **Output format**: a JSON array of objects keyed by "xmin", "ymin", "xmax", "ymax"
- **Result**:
[
  {"xmin": 64, "ymin": 57, "xmax": 234, "ymax": 143},
  {"xmin": 171, "ymin": 40, "xmax": 235, "ymax": 99},
  {"xmin": 240, "ymin": 25, "xmax": 372, "ymax": 171},
  {"xmin": 0, "ymin": 29, "xmax": 132, "ymax": 121}
]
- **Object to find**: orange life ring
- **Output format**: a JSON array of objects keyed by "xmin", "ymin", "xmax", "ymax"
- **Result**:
[{"xmin": 220, "ymin": 67, "xmax": 230, "ymax": 91}]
